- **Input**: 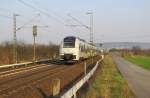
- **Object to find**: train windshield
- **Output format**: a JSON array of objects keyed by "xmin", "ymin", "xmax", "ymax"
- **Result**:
[{"xmin": 63, "ymin": 37, "xmax": 75, "ymax": 48}]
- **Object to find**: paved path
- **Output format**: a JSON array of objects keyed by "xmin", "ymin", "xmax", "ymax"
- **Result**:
[{"xmin": 112, "ymin": 54, "xmax": 150, "ymax": 98}]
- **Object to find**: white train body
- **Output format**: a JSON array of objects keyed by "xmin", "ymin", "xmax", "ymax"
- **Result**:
[{"xmin": 59, "ymin": 36, "xmax": 101, "ymax": 61}]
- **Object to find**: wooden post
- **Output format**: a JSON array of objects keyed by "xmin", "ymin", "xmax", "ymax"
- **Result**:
[
  {"xmin": 52, "ymin": 78, "xmax": 61, "ymax": 96},
  {"xmin": 84, "ymin": 62, "xmax": 87, "ymax": 76}
]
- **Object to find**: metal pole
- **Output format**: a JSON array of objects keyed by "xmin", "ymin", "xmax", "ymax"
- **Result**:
[
  {"xmin": 13, "ymin": 14, "xmax": 18, "ymax": 64},
  {"xmin": 32, "ymin": 25, "xmax": 48, "ymax": 61},
  {"xmin": 33, "ymin": 35, "xmax": 36, "ymax": 61},
  {"xmin": 32, "ymin": 25, "xmax": 37, "ymax": 61},
  {"xmin": 86, "ymin": 11, "xmax": 93, "ymax": 43},
  {"xmin": 90, "ymin": 12, "xmax": 93, "ymax": 43}
]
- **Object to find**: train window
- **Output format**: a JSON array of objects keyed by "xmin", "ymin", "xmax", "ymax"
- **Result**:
[
  {"xmin": 63, "ymin": 42, "xmax": 75, "ymax": 48},
  {"xmin": 63, "ymin": 37, "xmax": 75, "ymax": 48}
]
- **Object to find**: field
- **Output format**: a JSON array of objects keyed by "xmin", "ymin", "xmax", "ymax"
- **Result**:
[
  {"xmin": 81, "ymin": 55, "xmax": 135, "ymax": 98},
  {"xmin": 125, "ymin": 55, "xmax": 150, "ymax": 70},
  {"xmin": 0, "ymin": 41, "xmax": 59, "ymax": 65}
]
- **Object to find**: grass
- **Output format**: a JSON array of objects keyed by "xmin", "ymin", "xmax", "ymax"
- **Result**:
[
  {"xmin": 82, "ymin": 55, "xmax": 135, "ymax": 98},
  {"xmin": 125, "ymin": 55, "xmax": 150, "ymax": 70}
]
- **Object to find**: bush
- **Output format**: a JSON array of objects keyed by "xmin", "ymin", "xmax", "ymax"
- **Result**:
[{"xmin": 0, "ymin": 41, "xmax": 59, "ymax": 65}]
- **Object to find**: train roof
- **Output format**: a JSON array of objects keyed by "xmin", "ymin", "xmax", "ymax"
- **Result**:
[
  {"xmin": 64, "ymin": 36, "xmax": 85, "ymax": 42},
  {"xmin": 64, "ymin": 36, "xmax": 96, "ymax": 47}
]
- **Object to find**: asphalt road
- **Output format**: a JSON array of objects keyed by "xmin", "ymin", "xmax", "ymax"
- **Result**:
[{"xmin": 112, "ymin": 54, "xmax": 150, "ymax": 98}]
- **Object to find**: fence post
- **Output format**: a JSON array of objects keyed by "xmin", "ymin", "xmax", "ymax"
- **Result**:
[
  {"xmin": 74, "ymin": 93, "xmax": 77, "ymax": 98},
  {"xmin": 84, "ymin": 62, "xmax": 87, "ymax": 76}
]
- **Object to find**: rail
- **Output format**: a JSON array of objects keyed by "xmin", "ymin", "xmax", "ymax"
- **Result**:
[{"xmin": 0, "ymin": 59, "xmax": 51, "ymax": 69}]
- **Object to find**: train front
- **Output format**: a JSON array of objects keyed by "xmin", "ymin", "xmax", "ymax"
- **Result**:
[{"xmin": 59, "ymin": 36, "xmax": 79, "ymax": 61}]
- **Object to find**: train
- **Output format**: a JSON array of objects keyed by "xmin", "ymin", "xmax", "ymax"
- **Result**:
[{"xmin": 59, "ymin": 36, "xmax": 102, "ymax": 62}]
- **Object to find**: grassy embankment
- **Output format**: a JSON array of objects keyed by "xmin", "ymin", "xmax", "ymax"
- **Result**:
[
  {"xmin": 82, "ymin": 55, "xmax": 135, "ymax": 98},
  {"xmin": 125, "ymin": 55, "xmax": 150, "ymax": 70}
]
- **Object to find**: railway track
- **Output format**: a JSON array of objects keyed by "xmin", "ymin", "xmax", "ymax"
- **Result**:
[
  {"xmin": 0, "ymin": 59, "xmax": 83, "ymax": 79},
  {"xmin": 0, "ymin": 59, "xmax": 63, "ymax": 72},
  {"xmin": 0, "ymin": 56, "xmax": 101, "ymax": 98},
  {"xmin": 0, "ymin": 64, "xmax": 67, "ymax": 95},
  {"xmin": 0, "ymin": 64, "xmax": 49, "ymax": 78}
]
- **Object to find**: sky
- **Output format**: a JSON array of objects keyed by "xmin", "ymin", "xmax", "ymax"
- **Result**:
[{"xmin": 0, "ymin": 0, "xmax": 150, "ymax": 44}]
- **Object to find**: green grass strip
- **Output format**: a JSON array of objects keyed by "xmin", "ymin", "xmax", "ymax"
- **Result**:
[{"xmin": 125, "ymin": 55, "xmax": 150, "ymax": 70}]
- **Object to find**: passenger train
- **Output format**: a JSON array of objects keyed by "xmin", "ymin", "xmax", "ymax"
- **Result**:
[{"xmin": 59, "ymin": 36, "xmax": 102, "ymax": 62}]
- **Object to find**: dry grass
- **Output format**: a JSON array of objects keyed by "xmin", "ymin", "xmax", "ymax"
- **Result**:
[{"xmin": 0, "ymin": 41, "xmax": 59, "ymax": 65}]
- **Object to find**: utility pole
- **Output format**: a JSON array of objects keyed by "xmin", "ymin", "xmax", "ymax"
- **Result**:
[
  {"xmin": 86, "ymin": 11, "xmax": 93, "ymax": 43},
  {"xmin": 12, "ymin": 14, "xmax": 40, "ymax": 63},
  {"xmin": 32, "ymin": 25, "xmax": 48, "ymax": 61},
  {"xmin": 32, "ymin": 25, "xmax": 37, "ymax": 61},
  {"xmin": 13, "ymin": 14, "xmax": 19, "ymax": 64}
]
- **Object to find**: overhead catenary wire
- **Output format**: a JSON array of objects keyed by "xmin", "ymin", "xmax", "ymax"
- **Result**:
[
  {"xmin": 17, "ymin": 0, "xmax": 65, "ymax": 25},
  {"xmin": 17, "ymin": 14, "xmax": 40, "ymax": 31},
  {"xmin": 18, "ymin": 0, "xmax": 91, "ymax": 36},
  {"xmin": 0, "ymin": 7, "xmax": 38, "ymax": 24},
  {"xmin": 66, "ymin": 14, "xmax": 93, "ymax": 41},
  {"xmin": 68, "ymin": 13, "xmax": 89, "ymax": 29},
  {"xmin": 27, "ymin": 0, "xmax": 67, "ymax": 24},
  {"xmin": 0, "ymin": 8, "xmax": 13, "ymax": 19},
  {"xmin": 0, "ymin": 14, "xmax": 12, "ymax": 19},
  {"xmin": 34, "ymin": 14, "xmax": 51, "ymax": 28},
  {"xmin": 66, "ymin": 21, "xmax": 90, "ymax": 41},
  {"xmin": 0, "ymin": 13, "xmax": 41, "ymax": 26}
]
